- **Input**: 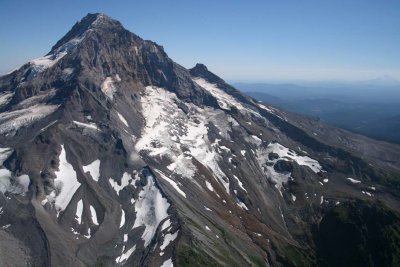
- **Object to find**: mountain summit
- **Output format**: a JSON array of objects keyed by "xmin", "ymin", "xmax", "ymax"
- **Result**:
[{"xmin": 0, "ymin": 13, "xmax": 399, "ymax": 267}]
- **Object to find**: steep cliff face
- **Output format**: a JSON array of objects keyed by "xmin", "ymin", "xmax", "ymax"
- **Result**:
[{"xmin": 0, "ymin": 13, "xmax": 399, "ymax": 267}]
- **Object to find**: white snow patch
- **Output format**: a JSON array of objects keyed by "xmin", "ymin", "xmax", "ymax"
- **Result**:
[
  {"xmin": 155, "ymin": 170, "xmax": 186, "ymax": 198},
  {"xmin": 120, "ymin": 208, "xmax": 125, "ymax": 228},
  {"xmin": 73, "ymin": 121, "xmax": 99, "ymax": 131},
  {"xmin": 347, "ymin": 177, "xmax": 361, "ymax": 184},
  {"xmin": 160, "ymin": 231, "xmax": 178, "ymax": 251},
  {"xmin": 83, "ymin": 159, "xmax": 100, "ymax": 181},
  {"xmin": 116, "ymin": 245, "xmax": 136, "ymax": 264},
  {"xmin": 160, "ymin": 258, "xmax": 173, "ymax": 267},
  {"xmin": 362, "ymin": 191, "xmax": 373, "ymax": 197},
  {"xmin": 291, "ymin": 194, "xmax": 296, "ymax": 202},
  {"xmin": 132, "ymin": 173, "xmax": 170, "ymax": 247},
  {"xmin": 323, "ymin": 178, "xmax": 329, "ymax": 183},
  {"xmin": 0, "ymin": 169, "xmax": 12, "ymax": 193},
  {"xmin": 204, "ymin": 206, "xmax": 212, "ymax": 211},
  {"xmin": 84, "ymin": 228, "xmax": 92, "ymax": 239},
  {"xmin": 232, "ymin": 175, "xmax": 247, "ymax": 192},
  {"xmin": 205, "ymin": 181, "xmax": 214, "ymax": 192},
  {"xmin": 40, "ymin": 120, "xmax": 58, "ymax": 133},
  {"xmin": 117, "ymin": 112, "xmax": 129, "ymax": 127},
  {"xmin": 258, "ymin": 103, "xmax": 286, "ymax": 120},
  {"xmin": 205, "ymin": 225, "xmax": 211, "ymax": 231},
  {"xmin": 76, "ymin": 200, "xmax": 83, "ymax": 224},
  {"xmin": 236, "ymin": 199, "xmax": 249, "ymax": 210},
  {"xmin": 161, "ymin": 219, "xmax": 171, "ymax": 231},
  {"xmin": 90, "ymin": 205, "xmax": 99, "ymax": 225},
  {"xmin": 241, "ymin": 150, "xmax": 246, "ymax": 156},
  {"xmin": 251, "ymin": 135, "xmax": 262, "ymax": 145}
]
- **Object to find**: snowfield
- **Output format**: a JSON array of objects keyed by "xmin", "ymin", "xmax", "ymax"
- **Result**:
[
  {"xmin": 30, "ymin": 52, "xmax": 67, "ymax": 70},
  {"xmin": 255, "ymin": 142, "xmax": 323, "ymax": 189},
  {"xmin": 132, "ymin": 173, "xmax": 170, "ymax": 247},
  {"xmin": 50, "ymin": 145, "xmax": 81, "ymax": 215},
  {"xmin": 266, "ymin": 142, "xmax": 322, "ymax": 173}
]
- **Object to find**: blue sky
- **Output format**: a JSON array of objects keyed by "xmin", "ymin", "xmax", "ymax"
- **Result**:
[{"xmin": 1, "ymin": 0, "xmax": 399, "ymax": 82}]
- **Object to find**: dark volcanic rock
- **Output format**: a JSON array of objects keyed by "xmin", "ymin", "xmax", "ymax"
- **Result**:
[{"xmin": 274, "ymin": 159, "xmax": 294, "ymax": 173}]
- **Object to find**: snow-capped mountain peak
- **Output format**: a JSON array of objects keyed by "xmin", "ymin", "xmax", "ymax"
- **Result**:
[{"xmin": 0, "ymin": 13, "xmax": 399, "ymax": 267}]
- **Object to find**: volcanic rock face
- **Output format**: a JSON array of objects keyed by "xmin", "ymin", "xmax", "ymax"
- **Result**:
[{"xmin": 0, "ymin": 13, "xmax": 400, "ymax": 267}]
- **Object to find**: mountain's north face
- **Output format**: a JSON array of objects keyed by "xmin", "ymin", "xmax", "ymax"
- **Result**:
[{"xmin": 0, "ymin": 13, "xmax": 400, "ymax": 267}]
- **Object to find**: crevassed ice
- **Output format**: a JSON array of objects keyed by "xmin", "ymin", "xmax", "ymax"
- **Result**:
[
  {"xmin": 0, "ymin": 104, "xmax": 59, "ymax": 134},
  {"xmin": 135, "ymin": 86, "xmax": 231, "ymax": 194},
  {"xmin": 0, "ymin": 92, "xmax": 14, "ymax": 107}
]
